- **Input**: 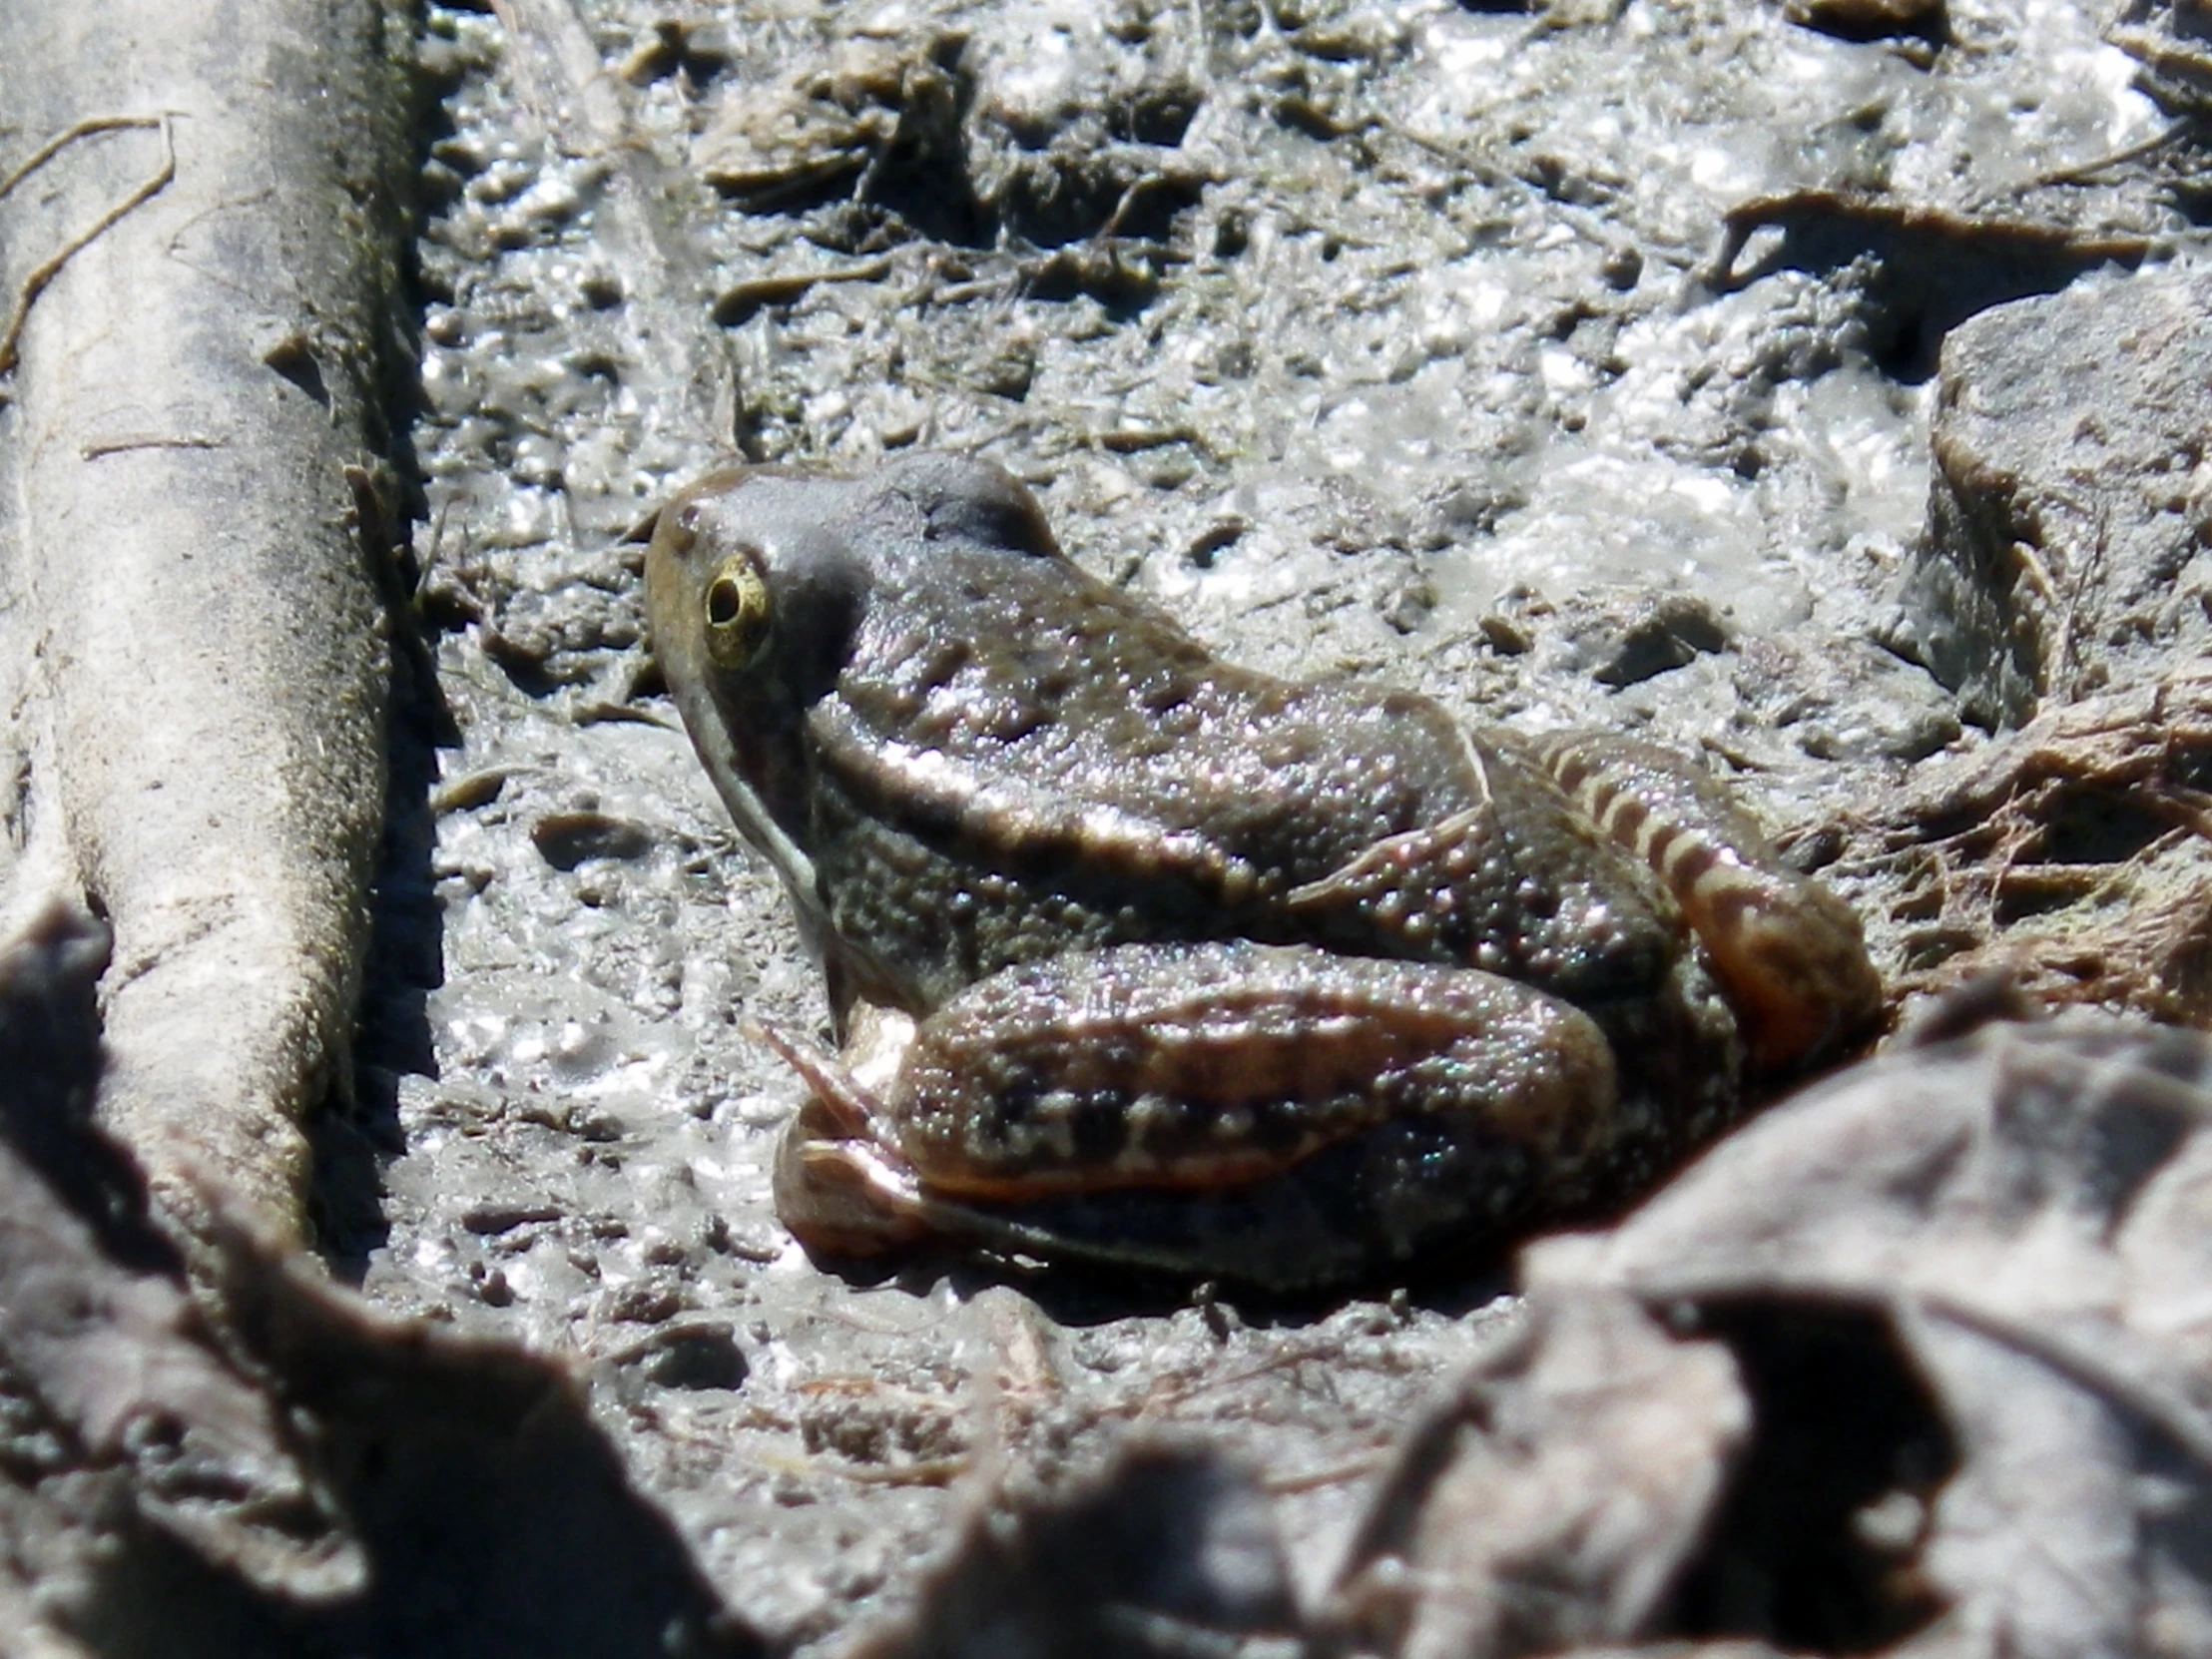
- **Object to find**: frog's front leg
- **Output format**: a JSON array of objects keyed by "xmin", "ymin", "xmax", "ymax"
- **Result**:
[{"xmin": 769, "ymin": 940, "xmax": 1620, "ymax": 1286}]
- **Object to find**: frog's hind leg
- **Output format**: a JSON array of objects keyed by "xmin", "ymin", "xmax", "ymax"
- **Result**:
[{"xmin": 1527, "ymin": 732, "xmax": 1882, "ymax": 1073}]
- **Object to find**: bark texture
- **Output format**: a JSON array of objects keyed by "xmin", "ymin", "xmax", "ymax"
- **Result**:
[{"xmin": 0, "ymin": 0, "xmax": 414, "ymax": 1240}]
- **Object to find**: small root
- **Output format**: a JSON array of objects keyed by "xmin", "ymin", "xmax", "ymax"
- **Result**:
[
  {"xmin": 1839, "ymin": 669, "xmax": 2212, "ymax": 1023},
  {"xmin": 0, "ymin": 112, "xmax": 177, "ymax": 375}
]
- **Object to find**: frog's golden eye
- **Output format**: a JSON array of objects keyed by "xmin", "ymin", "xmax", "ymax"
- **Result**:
[{"xmin": 704, "ymin": 551, "xmax": 772, "ymax": 670}]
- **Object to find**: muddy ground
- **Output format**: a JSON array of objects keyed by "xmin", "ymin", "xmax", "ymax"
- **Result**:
[{"xmin": 301, "ymin": 0, "xmax": 2209, "ymax": 1650}]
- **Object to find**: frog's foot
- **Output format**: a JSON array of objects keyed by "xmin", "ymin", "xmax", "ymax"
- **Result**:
[
  {"xmin": 1529, "ymin": 731, "xmax": 1883, "ymax": 1072},
  {"xmin": 770, "ymin": 942, "xmax": 1635, "ymax": 1284},
  {"xmin": 775, "ymin": 1115, "xmax": 937, "ymax": 1258},
  {"xmin": 766, "ymin": 1057, "xmax": 1082, "ymax": 1266},
  {"xmin": 754, "ymin": 1022, "xmax": 946, "ymax": 1258}
]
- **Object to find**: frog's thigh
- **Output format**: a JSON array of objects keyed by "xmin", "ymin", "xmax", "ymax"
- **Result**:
[{"xmin": 888, "ymin": 940, "xmax": 1623, "ymax": 1201}]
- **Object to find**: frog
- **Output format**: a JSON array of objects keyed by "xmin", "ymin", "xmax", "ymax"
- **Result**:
[{"xmin": 644, "ymin": 450, "xmax": 1882, "ymax": 1290}]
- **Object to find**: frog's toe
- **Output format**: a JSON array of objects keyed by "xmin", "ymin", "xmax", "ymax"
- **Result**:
[
  {"xmin": 747, "ymin": 1016, "xmax": 900, "ymax": 1140},
  {"xmin": 1712, "ymin": 880, "xmax": 1885, "ymax": 1073}
]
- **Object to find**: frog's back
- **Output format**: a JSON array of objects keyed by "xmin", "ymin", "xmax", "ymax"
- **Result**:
[{"xmin": 807, "ymin": 458, "xmax": 1504, "ymax": 1002}]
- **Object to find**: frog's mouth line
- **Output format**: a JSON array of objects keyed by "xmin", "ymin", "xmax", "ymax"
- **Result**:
[{"xmin": 679, "ymin": 677, "xmax": 821, "ymax": 901}]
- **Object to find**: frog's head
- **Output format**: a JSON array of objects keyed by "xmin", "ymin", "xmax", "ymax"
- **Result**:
[
  {"xmin": 646, "ymin": 463, "xmax": 864, "ymax": 915},
  {"xmin": 644, "ymin": 452, "xmax": 1060, "ymax": 919}
]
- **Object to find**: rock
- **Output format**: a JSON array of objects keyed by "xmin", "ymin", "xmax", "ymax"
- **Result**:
[
  {"xmin": 853, "ymin": 1441, "xmax": 1299, "ymax": 1659},
  {"xmin": 1330, "ymin": 1005, "xmax": 2212, "ymax": 1659},
  {"xmin": 1783, "ymin": 0, "xmax": 1946, "ymax": 46},
  {"xmin": 1888, "ymin": 266, "xmax": 2212, "ymax": 730}
]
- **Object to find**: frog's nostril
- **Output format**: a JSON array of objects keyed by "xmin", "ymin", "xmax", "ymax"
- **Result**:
[{"xmin": 662, "ymin": 500, "xmax": 703, "ymax": 552}]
